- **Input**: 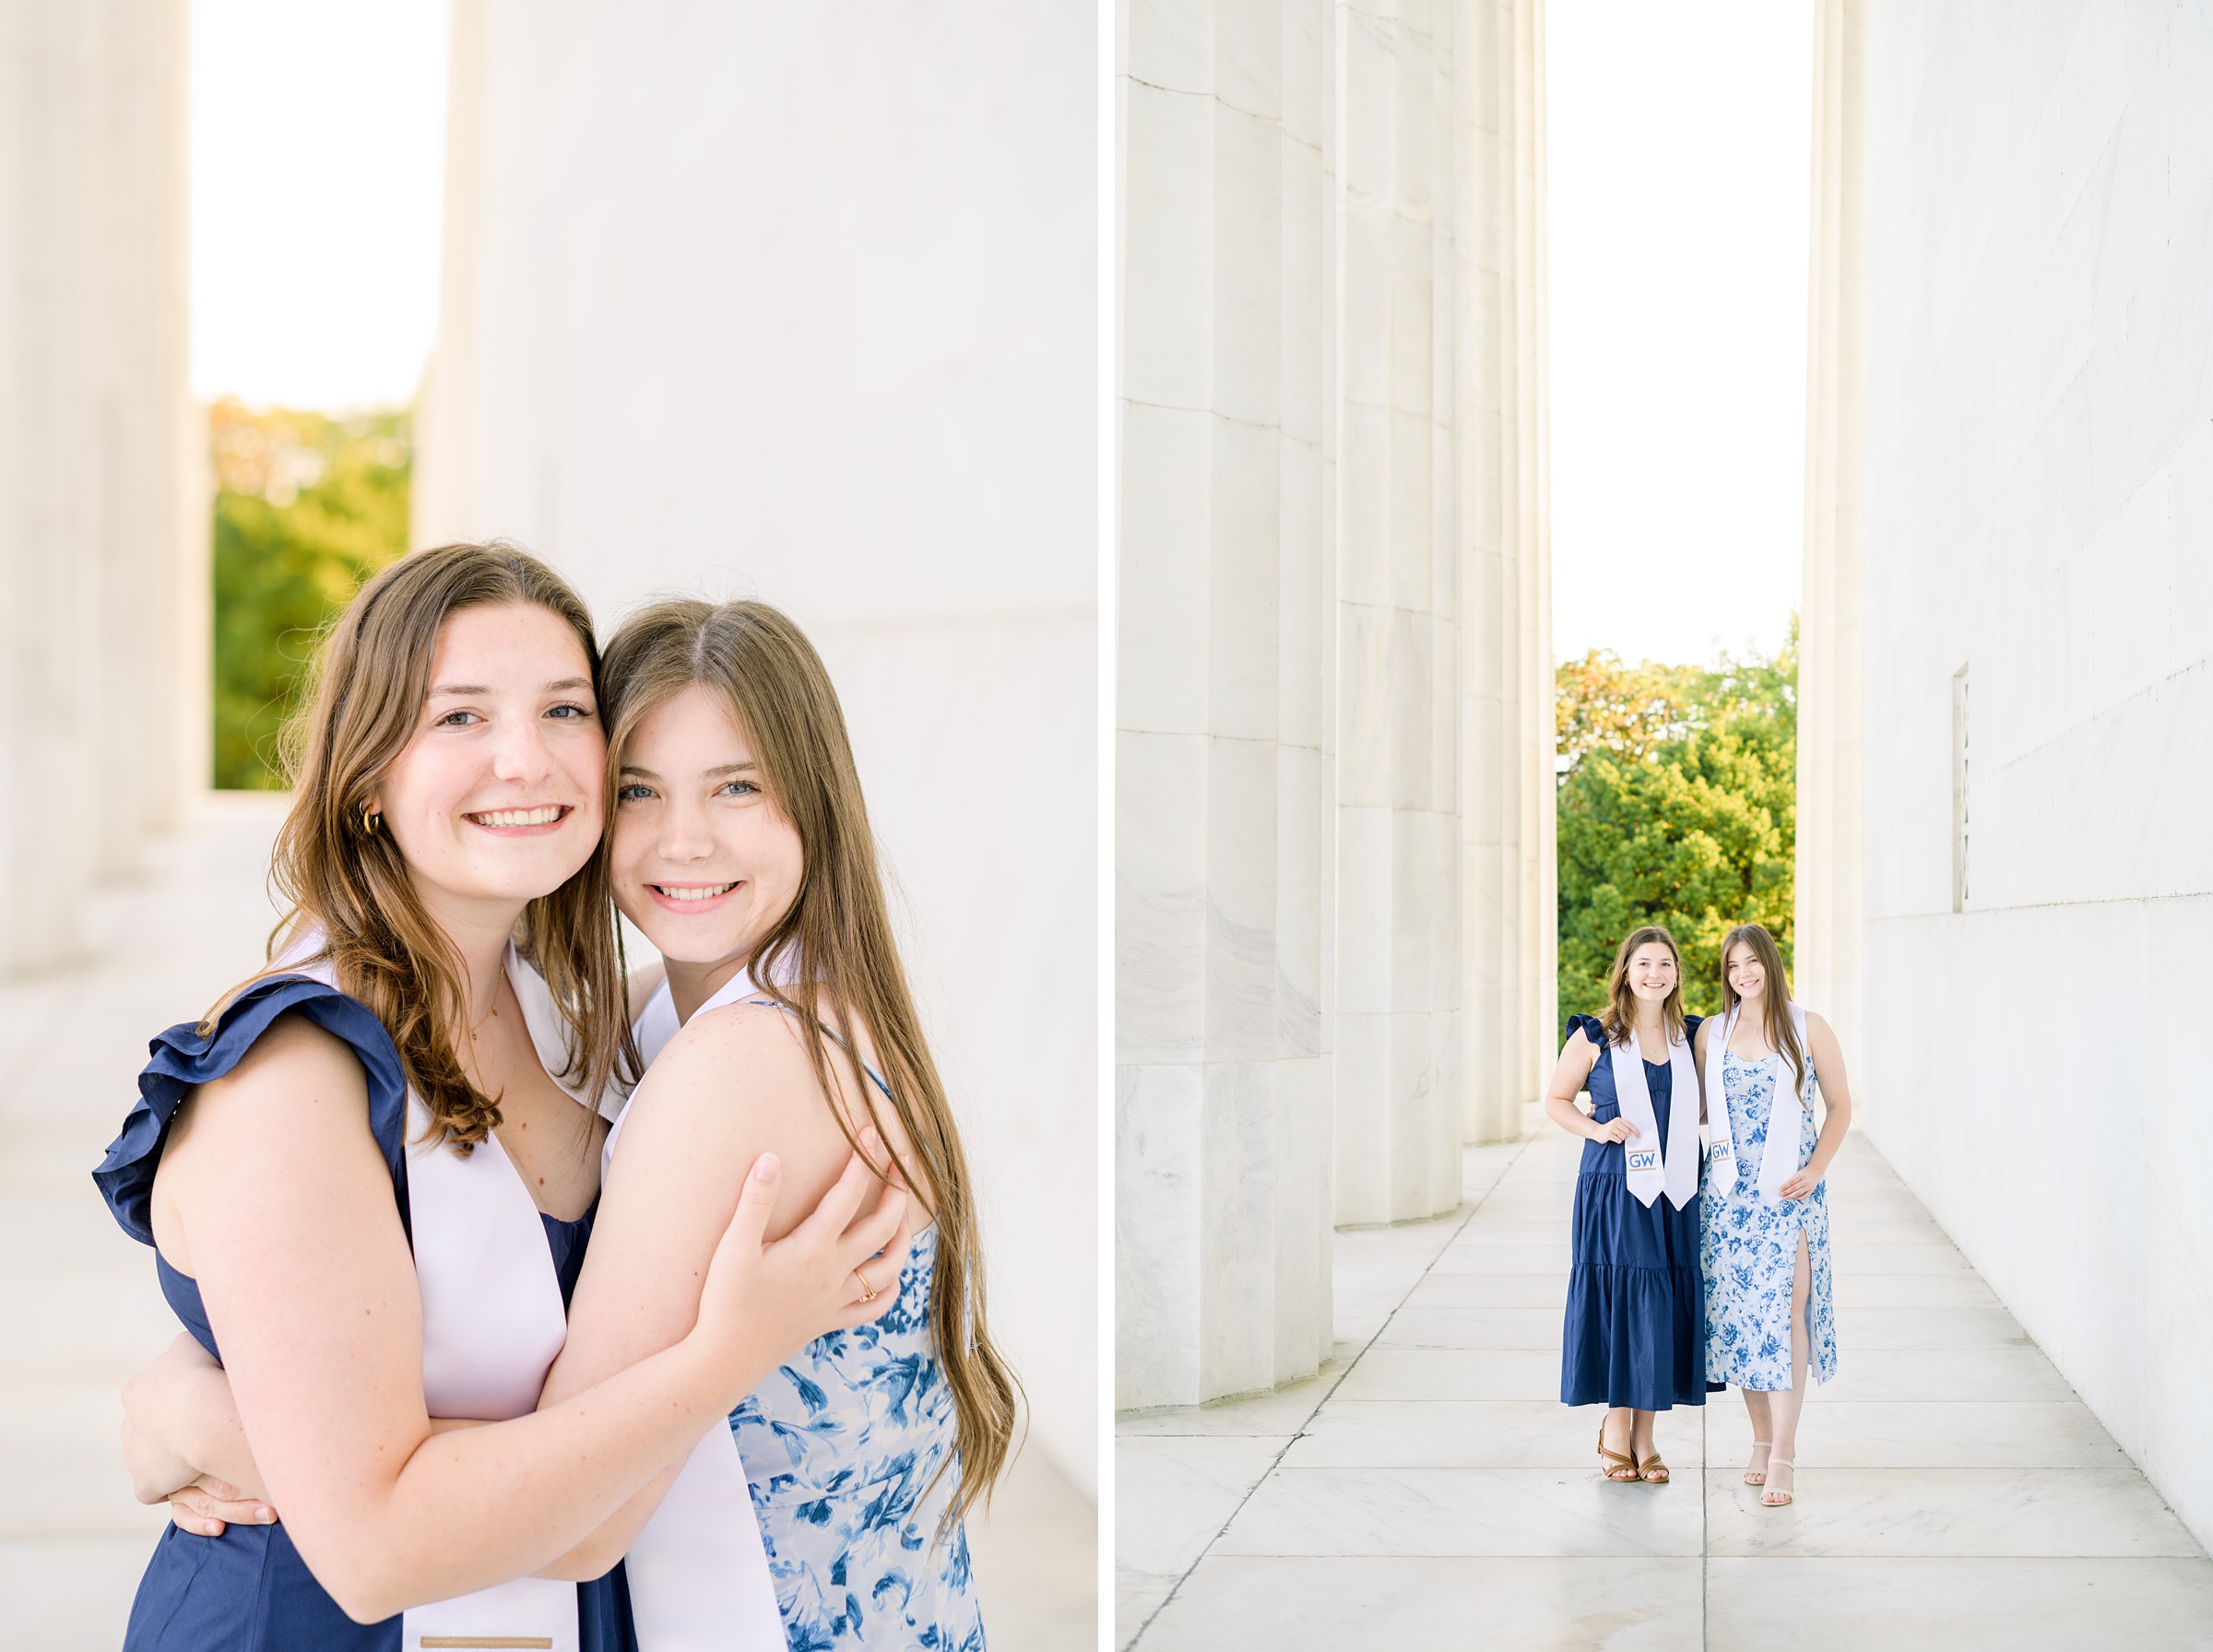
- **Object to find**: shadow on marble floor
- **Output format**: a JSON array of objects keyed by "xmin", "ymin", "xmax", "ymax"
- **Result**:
[
  {"xmin": 1115, "ymin": 1120, "xmax": 2213, "ymax": 1650},
  {"xmin": 0, "ymin": 798, "xmax": 1095, "ymax": 1652}
]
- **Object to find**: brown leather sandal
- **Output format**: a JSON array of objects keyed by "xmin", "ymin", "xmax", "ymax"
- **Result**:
[
  {"xmin": 1635, "ymin": 1446, "xmax": 1670, "ymax": 1484},
  {"xmin": 1597, "ymin": 1422, "xmax": 1639, "ymax": 1481}
]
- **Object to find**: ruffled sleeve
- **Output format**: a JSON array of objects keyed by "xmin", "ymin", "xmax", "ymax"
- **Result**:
[
  {"xmin": 1563, "ymin": 1012, "xmax": 1606, "ymax": 1051},
  {"xmin": 91, "ymin": 974, "xmax": 413, "ymax": 1247}
]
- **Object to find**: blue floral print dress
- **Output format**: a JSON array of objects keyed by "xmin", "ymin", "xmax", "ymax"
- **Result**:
[
  {"xmin": 730, "ymin": 1223, "xmax": 983, "ymax": 1652},
  {"xmin": 1699, "ymin": 1047, "xmax": 1839, "ymax": 1390}
]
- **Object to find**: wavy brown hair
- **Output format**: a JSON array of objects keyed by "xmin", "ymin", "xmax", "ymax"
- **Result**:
[
  {"xmin": 1718, "ymin": 922, "xmax": 1806, "ymax": 1097},
  {"xmin": 1598, "ymin": 925, "xmax": 1688, "ymax": 1050},
  {"xmin": 600, "ymin": 598, "xmax": 1020, "ymax": 1527},
  {"xmin": 234, "ymin": 542, "xmax": 634, "ymax": 1150}
]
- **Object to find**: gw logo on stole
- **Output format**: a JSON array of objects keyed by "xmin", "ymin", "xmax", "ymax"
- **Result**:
[{"xmin": 1625, "ymin": 1149, "xmax": 1660, "ymax": 1173}]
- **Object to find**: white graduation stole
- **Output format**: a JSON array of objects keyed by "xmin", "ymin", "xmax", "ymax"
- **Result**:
[
  {"xmin": 1702, "ymin": 1001, "xmax": 1814, "ymax": 1203},
  {"xmin": 1607, "ymin": 1026, "xmax": 1700, "ymax": 1209},
  {"xmin": 402, "ymin": 1085, "xmax": 581, "ymax": 1652},
  {"xmin": 607, "ymin": 963, "xmax": 786, "ymax": 1650},
  {"xmin": 279, "ymin": 941, "xmax": 584, "ymax": 1652}
]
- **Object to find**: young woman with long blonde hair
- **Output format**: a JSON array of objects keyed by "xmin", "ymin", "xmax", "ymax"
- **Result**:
[
  {"xmin": 1544, "ymin": 926, "xmax": 1709, "ymax": 1484},
  {"xmin": 1694, "ymin": 922, "xmax": 1852, "ymax": 1507}
]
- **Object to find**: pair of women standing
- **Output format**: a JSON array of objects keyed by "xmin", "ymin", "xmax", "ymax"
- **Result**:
[
  {"xmin": 1544, "ymin": 923, "xmax": 1852, "ymax": 1506},
  {"xmin": 96, "ymin": 543, "xmax": 1011, "ymax": 1648}
]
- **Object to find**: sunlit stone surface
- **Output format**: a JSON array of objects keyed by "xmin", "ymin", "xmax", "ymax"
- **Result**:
[
  {"xmin": 1853, "ymin": 0, "xmax": 2213, "ymax": 1555},
  {"xmin": 1116, "ymin": 1125, "xmax": 2213, "ymax": 1649},
  {"xmin": 0, "ymin": 0, "xmax": 194, "ymax": 972}
]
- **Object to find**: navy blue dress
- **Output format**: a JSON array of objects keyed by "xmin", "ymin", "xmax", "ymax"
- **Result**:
[
  {"xmin": 1558, "ymin": 1013, "xmax": 1708, "ymax": 1410},
  {"xmin": 90, "ymin": 974, "xmax": 635, "ymax": 1651}
]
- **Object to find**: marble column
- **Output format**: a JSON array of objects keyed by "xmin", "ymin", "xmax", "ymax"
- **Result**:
[
  {"xmin": 1795, "ymin": 0, "xmax": 1864, "ymax": 1070},
  {"xmin": 1117, "ymin": 0, "xmax": 1336, "ymax": 1409},
  {"xmin": 1455, "ymin": 0, "xmax": 1551, "ymax": 1150},
  {"xmin": 1328, "ymin": 2, "xmax": 1462, "ymax": 1227},
  {"xmin": 1117, "ymin": 0, "xmax": 1553, "ymax": 1405},
  {"xmin": 0, "ymin": 1, "xmax": 192, "ymax": 973}
]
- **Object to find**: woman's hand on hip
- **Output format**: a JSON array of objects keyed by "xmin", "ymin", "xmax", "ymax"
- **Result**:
[
  {"xmin": 1777, "ymin": 1168, "xmax": 1818, "ymax": 1200},
  {"xmin": 166, "ymin": 1474, "xmax": 276, "ymax": 1539},
  {"xmin": 121, "ymin": 1332, "xmax": 256, "ymax": 1506},
  {"xmin": 1588, "ymin": 1117, "xmax": 1639, "ymax": 1146}
]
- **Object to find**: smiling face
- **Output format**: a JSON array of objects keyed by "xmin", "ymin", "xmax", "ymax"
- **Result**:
[
  {"xmin": 609, "ymin": 682, "xmax": 805, "ymax": 970},
  {"xmin": 1626, "ymin": 940, "xmax": 1679, "ymax": 1004},
  {"xmin": 1726, "ymin": 940, "xmax": 1767, "ymax": 1003},
  {"xmin": 367, "ymin": 602, "xmax": 606, "ymax": 923}
]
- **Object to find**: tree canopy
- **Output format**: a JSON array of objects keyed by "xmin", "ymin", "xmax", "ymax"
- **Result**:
[
  {"xmin": 210, "ymin": 399, "xmax": 409, "ymax": 789},
  {"xmin": 1556, "ymin": 624, "xmax": 1797, "ymax": 1023}
]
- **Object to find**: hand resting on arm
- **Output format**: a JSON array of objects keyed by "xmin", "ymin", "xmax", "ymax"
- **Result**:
[{"xmin": 127, "ymin": 1012, "xmax": 905, "ymax": 1621}]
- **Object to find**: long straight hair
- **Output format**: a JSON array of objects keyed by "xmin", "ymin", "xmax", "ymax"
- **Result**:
[
  {"xmin": 1598, "ymin": 925, "xmax": 1688, "ymax": 1050},
  {"xmin": 236, "ymin": 542, "xmax": 634, "ymax": 1149},
  {"xmin": 599, "ymin": 598, "xmax": 1020, "ymax": 1526},
  {"xmin": 1718, "ymin": 922, "xmax": 1806, "ymax": 1097}
]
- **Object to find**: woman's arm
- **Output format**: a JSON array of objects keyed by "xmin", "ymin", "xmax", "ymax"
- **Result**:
[
  {"xmin": 1542, "ymin": 1030, "xmax": 1632, "ymax": 1144},
  {"xmin": 153, "ymin": 1012, "xmax": 901, "ymax": 1624},
  {"xmin": 532, "ymin": 1002, "xmax": 913, "ymax": 1579},
  {"xmin": 1692, "ymin": 1018, "xmax": 1711, "ymax": 1123},
  {"xmin": 1778, "ymin": 1010, "xmax": 1853, "ymax": 1200}
]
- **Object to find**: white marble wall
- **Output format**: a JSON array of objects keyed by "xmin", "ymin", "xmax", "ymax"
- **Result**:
[
  {"xmin": 0, "ymin": 1, "xmax": 193, "ymax": 973},
  {"xmin": 1861, "ymin": 0, "xmax": 2213, "ymax": 1551},
  {"xmin": 416, "ymin": 1, "xmax": 1097, "ymax": 1494},
  {"xmin": 1116, "ymin": 0, "xmax": 1551, "ymax": 1410}
]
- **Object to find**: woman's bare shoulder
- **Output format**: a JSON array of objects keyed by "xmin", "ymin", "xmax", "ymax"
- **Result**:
[
  {"xmin": 628, "ymin": 1001, "xmax": 822, "ymax": 1124},
  {"xmin": 190, "ymin": 1010, "xmax": 366, "ymax": 1115}
]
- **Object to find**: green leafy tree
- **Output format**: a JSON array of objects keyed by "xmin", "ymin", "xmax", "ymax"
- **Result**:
[
  {"xmin": 210, "ymin": 399, "xmax": 410, "ymax": 788},
  {"xmin": 1556, "ymin": 623, "xmax": 1797, "ymax": 1024}
]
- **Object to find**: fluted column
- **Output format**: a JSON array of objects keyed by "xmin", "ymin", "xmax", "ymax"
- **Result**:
[
  {"xmin": 0, "ymin": 0, "xmax": 191, "ymax": 972},
  {"xmin": 1117, "ymin": 0, "xmax": 1552, "ymax": 1405},
  {"xmin": 1117, "ymin": 0, "xmax": 1337, "ymax": 1409},
  {"xmin": 1796, "ymin": 0, "xmax": 1864, "ymax": 1072},
  {"xmin": 1457, "ymin": 0, "xmax": 1551, "ymax": 1148},
  {"xmin": 1329, "ymin": 2, "xmax": 1462, "ymax": 1227}
]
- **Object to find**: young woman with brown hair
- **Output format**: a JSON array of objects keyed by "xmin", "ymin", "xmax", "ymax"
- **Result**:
[
  {"xmin": 1543, "ymin": 926, "xmax": 1709, "ymax": 1484},
  {"xmin": 543, "ymin": 597, "xmax": 1019, "ymax": 1648},
  {"xmin": 129, "ymin": 591, "xmax": 1020, "ymax": 1650},
  {"xmin": 1694, "ymin": 922, "xmax": 1852, "ymax": 1507},
  {"xmin": 98, "ymin": 545, "xmax": 907, "ymax": 1649}
]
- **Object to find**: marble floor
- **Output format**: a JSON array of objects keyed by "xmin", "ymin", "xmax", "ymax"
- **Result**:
[
  {"xmin": 0, "ymin": 796, "xmax": 1095, "ymax": 1650},
  {"xmin": 1117, "ymin": 1118, "xmax": 2213, "ymax": 1650}
]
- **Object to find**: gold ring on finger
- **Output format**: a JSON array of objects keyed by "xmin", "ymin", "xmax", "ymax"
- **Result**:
[{"xmin": 855, "ymin": 1269, "xmax": 878, "ymax": 1304}]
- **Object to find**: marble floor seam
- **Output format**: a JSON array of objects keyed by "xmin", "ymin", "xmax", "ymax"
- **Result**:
[
  {"xmin": 1118, "ymin": 1133, "xmax": 2213, "ymax": 1647},
  {"xmin": 1121, "ymin": 1136, "xmax": 1538, "ymax": 1648}
]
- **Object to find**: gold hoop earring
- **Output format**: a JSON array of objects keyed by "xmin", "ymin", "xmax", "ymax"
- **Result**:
[{"xmin": 361, "ymin": 805, "xmax": 383, "ymax": 837}]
